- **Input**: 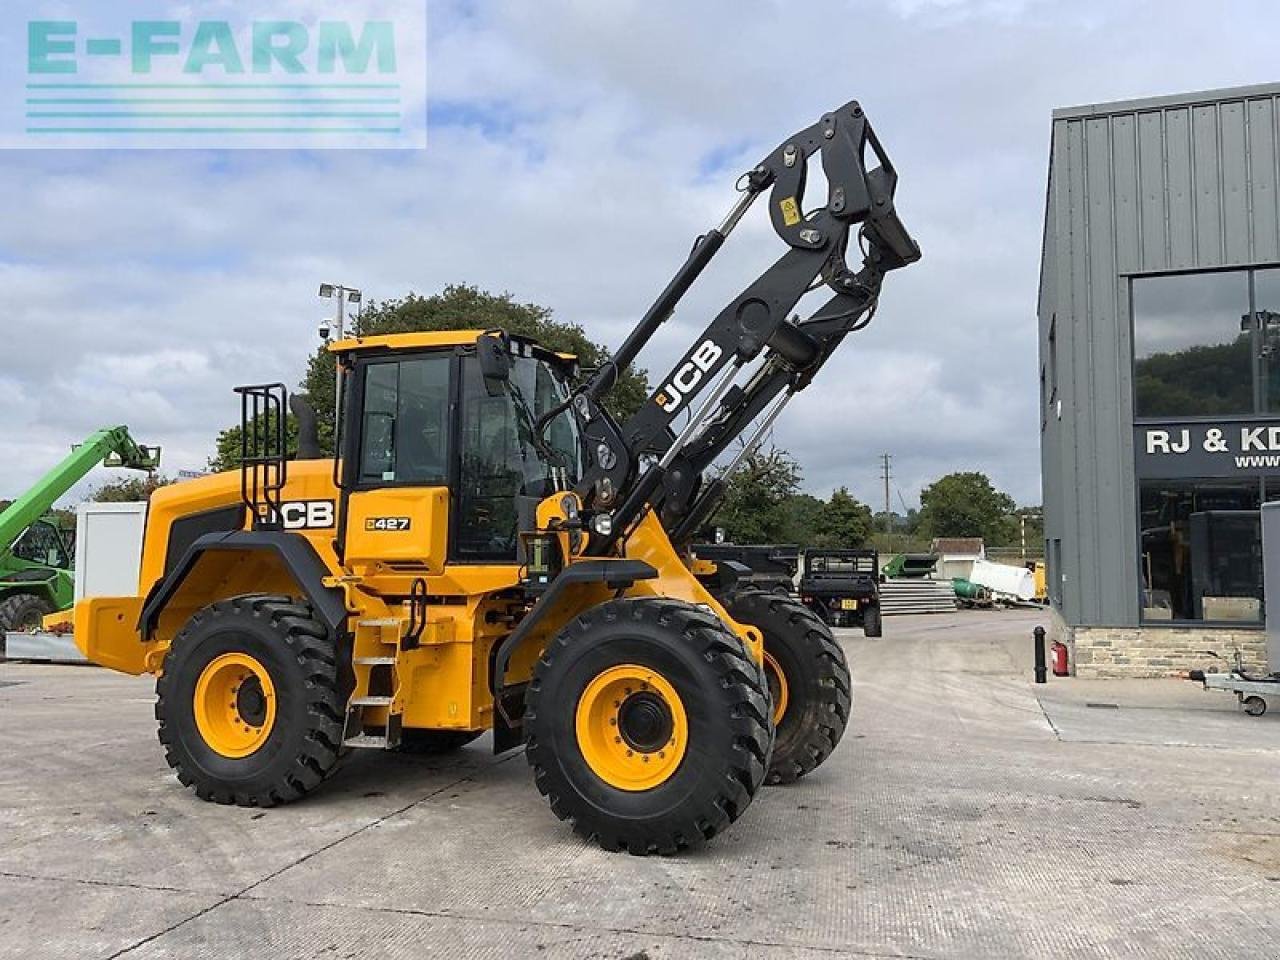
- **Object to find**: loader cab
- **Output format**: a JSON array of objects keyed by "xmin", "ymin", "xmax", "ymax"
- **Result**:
[
  {"xmin": 10, "ymin": 518, "xmax": 73, "ymax": 570},
  {"xmin": 335, "ymin": 331, "xmax": 582, "ymax": 566}
]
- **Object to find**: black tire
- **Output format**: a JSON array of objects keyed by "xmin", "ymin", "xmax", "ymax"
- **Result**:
[
  {"xmin": 1243, "ymin": 695, "xmax": 1267, "ymax": 717},
  {"xmin": 863, "ymin": 604, "xmax": 883, "ymax": 638},
  {"xmin": 722, "ymin": 589, "xmax": 852, "ymax": 785},
  {"xmin": 155, "ymin": 594, "xmax": 347, "ymax": 807},
  {"xmin": 0, "ymin": 591, "xmax": 56, "ymax": 633},
  {"xmin": 525, "ymin": 597, "xmax": 772, "ymax": 855},
  {"xmin": 396, "ymin": 729, "xmax": 483, "ymax": 754}
]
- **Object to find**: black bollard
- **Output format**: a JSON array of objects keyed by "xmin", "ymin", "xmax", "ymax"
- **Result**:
[{"xmin": 1033, "ymin": 625, "xmax": 1048, "ymax": 684}]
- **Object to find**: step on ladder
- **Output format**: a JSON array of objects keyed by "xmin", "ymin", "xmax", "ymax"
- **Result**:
[{"xmin": 342, "ymin": 580, "xmax": 428, "ymax": 750}]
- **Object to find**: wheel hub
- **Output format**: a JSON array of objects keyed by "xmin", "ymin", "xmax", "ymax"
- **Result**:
[
  {"xmin": 575, "ymin": 664, "xmax": 688, "ymax": 792},
  {"xmin": 235, "ymin": 677, "xmax": 268, "ymax": 727},
  {"xmin": 193, "ymin": 652, "xmax": 277, "ymax": 759},
  {"xmin": 617, "ymin": 691, "xmax": 674, "ymax": 753}
]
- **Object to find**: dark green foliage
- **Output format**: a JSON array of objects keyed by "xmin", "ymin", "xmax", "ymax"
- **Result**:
[
  {"xmin": 709, "ymin": 448, "xmax": 873, "ymax": 547},
  {"xmin": 90, "ymin": 474, "xmax": 176, "ymax": 502},
  {"xmin": 918, "ymin": 471, "xmax": 1016, "ymax": 543},
  {"xmin": 711, "ymin": 446, "xmax": 802, "ymax": 544},
  {"xmin": 1134, "ymin": 336, "xmax": 1252, "ymax": 417},
  {"xmin": 778, "ymin": 493, "xmax": 826, "ymax": 544},
  {"xmin": 209, "ymin": 407, "xmax": 300, "ymax": 474},
  {"xmin": 816, "ymin": 487, "xmax": 873, "ymax": 548}
]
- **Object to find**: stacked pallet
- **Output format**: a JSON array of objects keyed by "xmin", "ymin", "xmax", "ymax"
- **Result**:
[{"xmin": 879, "ymin": 578, "xmax": 958, "ymax": 616}]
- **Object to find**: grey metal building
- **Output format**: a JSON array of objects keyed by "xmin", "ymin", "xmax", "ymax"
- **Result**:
[{"xmin": 1039, "ymin": 82, "xmax": 1280, "ymax": 674}]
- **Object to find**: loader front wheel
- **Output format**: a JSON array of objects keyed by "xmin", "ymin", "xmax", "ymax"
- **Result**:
[
  {"xmin": 723, "ymin": 590, "xmax": 851, "ymax": 785},
  {"xmin": 156, "ymin": 595, "xmax": 347, "ymax": 807},
  {"xmin": 525, "ymin": 598, "xmax": 772, "ymax": 855}
]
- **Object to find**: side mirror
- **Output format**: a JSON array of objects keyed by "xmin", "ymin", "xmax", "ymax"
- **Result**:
[{"xmin": 477, "ymin": 333, "xmax": 512, "ymax": 397}]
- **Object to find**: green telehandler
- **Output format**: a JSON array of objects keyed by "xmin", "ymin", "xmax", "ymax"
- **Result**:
[{"xmin": 0, "ymin": 427, "xmax": 160, "ymax": 639}]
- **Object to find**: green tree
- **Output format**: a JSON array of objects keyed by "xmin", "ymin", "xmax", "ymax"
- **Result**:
[
  {"xmin": 211, "ymin": 284, "xmax": 651, "ymax": 471},
  {"xmin": 918, "ymin": 471, "xmax": 1016, "ymax": 543},
  {"xmin": 210, "ymin": 406, "xmax": 301, "ymax": 474},
  {"xmin": 1134, "ymin": 336, "xmax": 1252, "ymax": 416},
  {"xmin": 90, "ymin": 474, "xmax": 175, "ymax": 502},
  {"xmin": 778, "ymin": 492, "xmax": 826, "ymax": 544},
  {"xmin": 710, "ymin": 446, "xmax": 802, "ymax": 543},
  {"xmin": 815, "ymin": 486, "xmax": 873, "ymax": 547}
]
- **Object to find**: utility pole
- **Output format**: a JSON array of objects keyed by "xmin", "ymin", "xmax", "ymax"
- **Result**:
[{"xmin": 880, "ymin": 453, "xmax": 892, "ymax": 532}]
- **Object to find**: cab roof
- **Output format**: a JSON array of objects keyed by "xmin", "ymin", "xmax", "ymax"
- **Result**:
[
  {"xmin": 329, "ymin": 329, "xmax": 577, "ymax": 366},
  {"xmin": 329, "ymin": 330, "xmax": 486, "ymax": 353}
]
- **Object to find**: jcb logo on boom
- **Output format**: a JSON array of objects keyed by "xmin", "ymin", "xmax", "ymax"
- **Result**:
[{"xmin": 655, "ymin": 340, "xmax": 723, "ymax": 414}]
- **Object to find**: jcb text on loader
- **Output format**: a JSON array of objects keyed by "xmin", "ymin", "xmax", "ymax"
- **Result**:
[{"xmin": 70, "ymin": 100, "xmax": 919, "ymax": 854}]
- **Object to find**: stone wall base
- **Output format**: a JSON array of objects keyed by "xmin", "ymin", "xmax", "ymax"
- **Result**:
[{"xmin": 1051, "ymin": 607, "xmax": 1269, "ymax": 678}]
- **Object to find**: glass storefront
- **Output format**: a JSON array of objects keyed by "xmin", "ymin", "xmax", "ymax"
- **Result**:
[
  {"xmin": 1138, "ymin": 478, "xmax": 1262, "ymax": 623},
  {"xmin": 1132, "ymin": 267, "xmax": 1280, "ymax": 626}
]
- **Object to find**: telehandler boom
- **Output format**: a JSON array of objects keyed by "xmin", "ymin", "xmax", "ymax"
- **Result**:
[
  {"xmin": 70, "ymin": 100, "xmax": 919, "ymax": 854},
  {"xmin": 0, "ymin": 426, "xmax": 159, "ymax": 634}
]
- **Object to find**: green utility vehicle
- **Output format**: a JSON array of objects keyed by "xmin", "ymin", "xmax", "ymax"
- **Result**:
[{"xmin": 0, "ymin": 427, "xmax": 159, "ymax": 636}]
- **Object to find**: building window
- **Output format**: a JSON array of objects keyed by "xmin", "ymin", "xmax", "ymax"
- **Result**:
[
  {"xmin": 1047, "ymin": 315, "xmax": 1058, "ymax": 402},
  {"xmin": 1139, "ymin": 477, "xmax": 1262, "ymax": 623},
  {"xmin": 1252, "ymin": 268, "xmax": 1280, "ymax": 413},
  {"xmin": 1132, "ymin": 270, "xmax": 1251, "ymax": 418}
]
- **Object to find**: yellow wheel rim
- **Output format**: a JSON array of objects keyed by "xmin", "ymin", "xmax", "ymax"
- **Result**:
[
  {"xmin": 193, "ymin": 652, "xmax": 277, "ymax": 759},
  {"xmin": 763, "ymin": 650, "xmax": 788, "ymax": 727},
  {"xmin": 575, "ymin": 664, "xmax": 688, "ymax": 791}
]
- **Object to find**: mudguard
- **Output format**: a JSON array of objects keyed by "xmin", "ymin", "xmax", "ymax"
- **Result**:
[{"xmin": 137, "ymin": 530, "xmax": 347, "ymax": 639}]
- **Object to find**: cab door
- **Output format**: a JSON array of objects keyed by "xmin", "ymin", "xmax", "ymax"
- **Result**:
[{"xmin": 342, "ymin": 351, "xmax": 453, "ymax": 572}]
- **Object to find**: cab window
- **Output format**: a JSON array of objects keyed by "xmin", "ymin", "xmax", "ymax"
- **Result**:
[
  {"xmin": 12, "ymin": 521, "xmax": 70, "ymax": 568},
  {"xmin": 357, "ymin": 354, "xmax": 451, "ymax": 486},
  {"xmin": 454, "ymin": 355, "xmax": 582, "ymax": 561}
]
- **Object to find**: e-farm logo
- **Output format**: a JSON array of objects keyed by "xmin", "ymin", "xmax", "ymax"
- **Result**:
[{"xmin": 4, "ymin": 3, "xmax": 426, "ymax": 150}]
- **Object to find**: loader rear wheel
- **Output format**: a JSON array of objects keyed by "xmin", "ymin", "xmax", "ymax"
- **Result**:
[
  {"xmin": 525, "ymin": 598, "xmax": 772, "ymax": 855},
  {"xmin": 396, "ymin": 729, "xmax": 484, "ymax": 754},
  {"xmin": 722, "ymin": 589, "xmax": 851, "ymax": 785},
  {"xmin": 156, "ymin": 595, "xmax": 347, "ymax": 807}
]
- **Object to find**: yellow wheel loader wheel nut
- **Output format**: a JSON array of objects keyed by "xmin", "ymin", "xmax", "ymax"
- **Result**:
[
  {"xmin": 763, "ymin": 650, "xmax": 789, "ymax": 727},
  {"xmin": 193, "ymin": 652, "xmax": 277, "ymax": 758},
  {"xmin": 575, "ymin": 664, "xmax": 687, "ymax": 791}
]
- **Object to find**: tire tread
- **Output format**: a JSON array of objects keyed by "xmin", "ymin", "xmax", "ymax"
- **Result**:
[{"xmin": 155, "ymin": 593, "xmax": 346, "ymax": 808}]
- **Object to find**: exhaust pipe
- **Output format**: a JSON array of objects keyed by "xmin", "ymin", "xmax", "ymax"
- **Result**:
[{"xmin": 289, "ymin": 394, "xmax": 323, "ymax": 460}]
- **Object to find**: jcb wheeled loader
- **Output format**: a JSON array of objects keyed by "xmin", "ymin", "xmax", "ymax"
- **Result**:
[{"xmin": 69, "ymin": 100, "xmax": 919, "ymax": 854}]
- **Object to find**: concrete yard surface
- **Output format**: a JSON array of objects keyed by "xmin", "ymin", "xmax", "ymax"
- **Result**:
[{"xmin": 2, "ymin": 609, "xmax": 1278, "ymax": 959}]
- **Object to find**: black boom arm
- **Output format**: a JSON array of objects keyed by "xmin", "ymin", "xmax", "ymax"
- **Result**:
[{"xmin": 574, "ymin": 100, "xmax": 920, "ymax": 551}]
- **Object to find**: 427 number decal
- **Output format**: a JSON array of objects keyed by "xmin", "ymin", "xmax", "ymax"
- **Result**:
[{"xmin": 365, "ymin": 516, "xmax": 412, "ymax": 532}]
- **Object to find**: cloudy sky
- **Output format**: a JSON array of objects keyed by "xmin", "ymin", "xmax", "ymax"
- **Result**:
[{"xmin": 1, "ymin": 0, "xmax": 1276, "ymax": 511}]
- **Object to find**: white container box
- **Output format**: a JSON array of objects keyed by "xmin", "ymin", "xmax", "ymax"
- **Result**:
[
  {"xmin": 968, "ymin": 558, "xmax": 1036, "ymax": 602},
  {"xmin": 74, "ymin": 501, "xmax": 147, "ymax": 601}
]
